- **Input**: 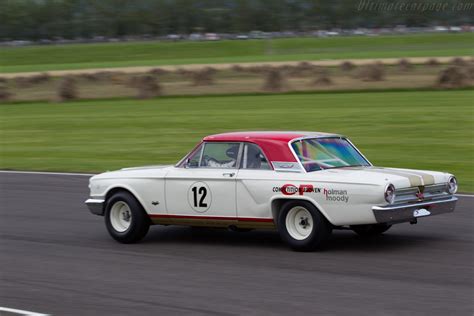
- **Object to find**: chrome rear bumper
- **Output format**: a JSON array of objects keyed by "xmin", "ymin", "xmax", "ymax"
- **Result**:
[
  {"xmin": 85, "ymin": 198, "xmax": 105, "ymax": 216},
  {"xmin": 372, "ymin": 196, "xmax": 457, "ymax": 224}
]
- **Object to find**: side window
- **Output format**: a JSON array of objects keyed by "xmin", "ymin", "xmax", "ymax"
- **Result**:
[
  {"xmin": 241, "ymin": 143, "xmax": 271, "ymax": 170},
  {"xmin": 185, "ymin": 143, "xmax": 204, "ymax": 168},
  {"xmin": 200, "ymin": 142, "xmax": 240, "ymax": 169}
]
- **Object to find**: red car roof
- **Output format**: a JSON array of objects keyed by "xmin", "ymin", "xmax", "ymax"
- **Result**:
[{"xmin": 203, "ymin": 131, "xmax": 340, "ymax": 162}]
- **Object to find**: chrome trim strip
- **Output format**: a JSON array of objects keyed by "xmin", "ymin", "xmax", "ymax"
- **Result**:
[
  {"xmin": 373, "ymin": 196, "xmax": 457, "ymax": 211},
  {"xmin": 85, "ymin": 198, "xmax": 105, "ymax": 216},
  {"xmin": 272, "ymin": 161, "xmax": 303, "ymax": 172}
]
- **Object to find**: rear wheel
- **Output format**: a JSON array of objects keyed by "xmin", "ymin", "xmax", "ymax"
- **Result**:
[
  {"xmin": 350, "ymin": 223, "xmax": 391, "ymax": 237},
  {"xmin": 105, "ymin": 191, "xmax": 150, "ymax": 243},
  {"xmin": 277, "ymin": 200, "xmax": 332, "ymax": 251}
]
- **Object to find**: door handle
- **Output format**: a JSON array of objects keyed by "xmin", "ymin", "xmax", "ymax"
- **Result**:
[{"xmin": 222, "ymin": 172, "xmax": 235, "ymax": 177}]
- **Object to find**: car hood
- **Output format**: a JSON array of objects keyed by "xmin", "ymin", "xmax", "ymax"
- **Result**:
[
  {"xmin": 315, "ymin": 166, "xmax": 451, "ymax": 188},
  {"xmin": 91, "ymin": 165, "xmax": 174, "ymax": 180}
]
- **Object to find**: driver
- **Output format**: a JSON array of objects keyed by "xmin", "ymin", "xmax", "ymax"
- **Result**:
[{"xmin": 207, "ymin": 145, "xmax": 239, "ymax": 168}]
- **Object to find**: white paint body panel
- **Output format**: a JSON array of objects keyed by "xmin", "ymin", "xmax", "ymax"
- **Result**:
[
  {"xmin": 165, "ymin": 167, "xmax": 237, "ymax": 217},
  {"xmin": 88, "ymin": 164, "xmax": 453, "ymax": 226}
]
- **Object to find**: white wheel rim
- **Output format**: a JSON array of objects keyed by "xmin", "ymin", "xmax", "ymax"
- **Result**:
[
  {"xmin": 285, "ymin": 206, "xmax": 314, "ymax": 240},
  {"xmin": 110, "ymin": 201, "xmax": 132, "ymax": 233}
]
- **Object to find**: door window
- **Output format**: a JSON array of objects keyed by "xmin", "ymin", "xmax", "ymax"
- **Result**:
[
  {"xmin": 200, "ymin": 142, "xmax": 241, "ymax": 169},
  {"xmin": 241, "ymin": 143, "xmax": 271, "ymax": 170}
]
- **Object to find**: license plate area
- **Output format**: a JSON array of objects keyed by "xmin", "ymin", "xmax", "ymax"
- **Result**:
[{"xmin": 413, "ymin": 208, "xmax": 431, "ymax": 217}]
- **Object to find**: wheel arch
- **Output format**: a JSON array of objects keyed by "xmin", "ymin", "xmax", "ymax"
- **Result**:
[
  {"xmin": 104, "ymin": 185, "xmax": 148, "ymax": 214},
  {"xmin": 270, "ymin": 197, "xmax": 335, "ymax": 226}
]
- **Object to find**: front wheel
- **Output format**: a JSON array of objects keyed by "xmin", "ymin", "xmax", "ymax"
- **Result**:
[
  {"xmin": 105, "ymin": 191, "xmax": 150, "ymax": 243},
  {"xmin": 350, "ymin": 223, "xmax": 391, "ymax": 237},
  {"xmin": 277, "ymin": 201, "xmax": 332, "ymax": 251}
]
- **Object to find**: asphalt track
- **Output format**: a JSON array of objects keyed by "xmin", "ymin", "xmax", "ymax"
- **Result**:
[{"xmin": 1, "ymin": 172, "xmax": 473, "ymax": 315}]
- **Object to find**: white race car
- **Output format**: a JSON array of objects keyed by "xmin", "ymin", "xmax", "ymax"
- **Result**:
[{"xmin": 86, "ymin": 131, "xmax": 458, "ymax": 251}]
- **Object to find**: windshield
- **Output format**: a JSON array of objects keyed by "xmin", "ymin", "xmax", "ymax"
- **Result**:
[{"xmin": 291, "ymin": 137, "xmax": 370, "ymax": 172}]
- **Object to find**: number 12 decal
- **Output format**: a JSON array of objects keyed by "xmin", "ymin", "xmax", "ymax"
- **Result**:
[
  {"xmin": 188, "ymin": 182, "xmax": 212, "ymax": 212},
  {"xmin": 192, "ymin": 186, "xmax": 207, "ymax": 208}
]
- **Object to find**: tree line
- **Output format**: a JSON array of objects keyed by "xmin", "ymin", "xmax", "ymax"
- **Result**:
[{"xmin": 1, "ymin": 0, "xmax": 472, "ymax": 40}]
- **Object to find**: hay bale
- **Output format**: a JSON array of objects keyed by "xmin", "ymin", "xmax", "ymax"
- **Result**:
[
  {"xmin": 437, "ymin": 67, "xmax": 468, "ymax": 88},
  {"xmin": 426, "ymin": 58, "xmax": 440, "ymax": 66},
  {"xmin": 297, "ymin": 61, "xmax": 313, "ymax": 69},
  {"xmin": 295, "ymin": 61, "xmax": 314, "ymax": 74},
  {"xmin": 313, "ymin": 66, "xmax": 329, "ymax": 76},
  {"xmin": 282, "ymin": 62, "xmax": 315, "ymax": 77},
  {"xmin": 262, "ymin": 69, "xmax": 287, "ymax": 92},
  {"xmin": 14, "ymin": 77, "xmax": 32, "ymax": 88},
  {"xmin": 109, "ymin": 72, "xmax": 127, "ymax": 84},
  {"xmin": 190, "ymin": 67, "xmax": 217, "ymax": 86},
  {"xmin": 398, "ymin": 58, "xmax": 413, "ymax": 71},
  {"xmin": 57, "ymin": 77, "xmax": 78, "ymax": 101},
  {"xmin": 340, "ymin": 61, "xmax": 355, "ymax": 71},
  {"xmin": 356, "ymin": 63, "xmax": 385, "ymax": 81},
  {"xmin": 130, "ymin": 75, "xmax": 162, "ymax": 99},
  {"xmin": 148, "ymin": 68, "xmax": 169, "ymax": 76},
  {"xmin": 22, "ymin": 72, "xmax": 51, "ymax": 85},
  {"xmin": 175, "ymin": 68, "xmax": 192, "ymax": 76},
  {"xmin": 95, "ymin": 71, "xmax": 115, "ymax": 81},
  {"xmin": 230, "ymin": 64, "xmax": 244, "ymax": 72},
  {"xmin": 80, "ymin": 73, "xmax": 101, "ymax": 82},
  {"xmin": 278, "ymin": 65, "xmax": 297, "ymax": 76},
  {"xmin": 0, "ymin": 84, "xmax": 12, "ymax": 102},
  {"xmin": 451, "ymin": 57, "xmax": 466, "ymax": 67},
  {"xmin": 311, "ymin": 74, "xmax": 332, "ymax": 86},
  {"xmin": 246, "ymin": 65, "xmax": 272, "ymax": 74},
  {"xmin": 467, "ymin": 65, "xmax": 474, "ymax": 80}
]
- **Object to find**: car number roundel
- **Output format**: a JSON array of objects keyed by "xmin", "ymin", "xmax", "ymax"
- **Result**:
[{"xmin": 188, "ymin": 181, "xmax": 212, "ymax": 213}]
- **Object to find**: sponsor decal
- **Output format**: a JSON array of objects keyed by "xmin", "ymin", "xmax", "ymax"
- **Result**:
[
  {"xmin": 272, "ymin": 184, "xmax": 321, "ymax": 195},
  {"xmin": 273, "ymin": 184, "xmax": 350, "ymax": 203},
  {"xmin": 323, "ymin": 188, "xmax": 349, "ymax": 203}
]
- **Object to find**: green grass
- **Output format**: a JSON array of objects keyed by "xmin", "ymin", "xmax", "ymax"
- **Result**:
[
  {"xmin": 1, "ymin": 33, "xmax": 473, "ymax": 73},
  {"xmin": 1, "ymin": 90, "xmax": 473, "ymax": 191}
]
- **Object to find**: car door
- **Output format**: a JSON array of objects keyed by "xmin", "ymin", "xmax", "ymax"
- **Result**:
[
  {"xmin": 165, "ymin": 142, "xmax": 241, "ymax": 221},
  {"xmin": 235, "ymin": 142, "xmax": 276, "ymax": 220}
]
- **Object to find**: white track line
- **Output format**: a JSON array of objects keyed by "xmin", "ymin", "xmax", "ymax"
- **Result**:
[
  {"xmin": 0, "ymin": 307, "xmax": 49, "ymax": 316},
  {"xmin": 0, "ymin": 170, "xmax": 95, "ymax": 176}
]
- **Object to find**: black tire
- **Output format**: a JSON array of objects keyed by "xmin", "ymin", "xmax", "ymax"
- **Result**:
[
  {"xmin": 277, "ymin": 200, "xmax": 332, "ymax": 251},
  {"xmin": 105, "ymin": 191, "xmax": 150, "ymax": 243},
  {"xmin": 350, "ymin": 223, "xmax": 391, "ymax": 237}
]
